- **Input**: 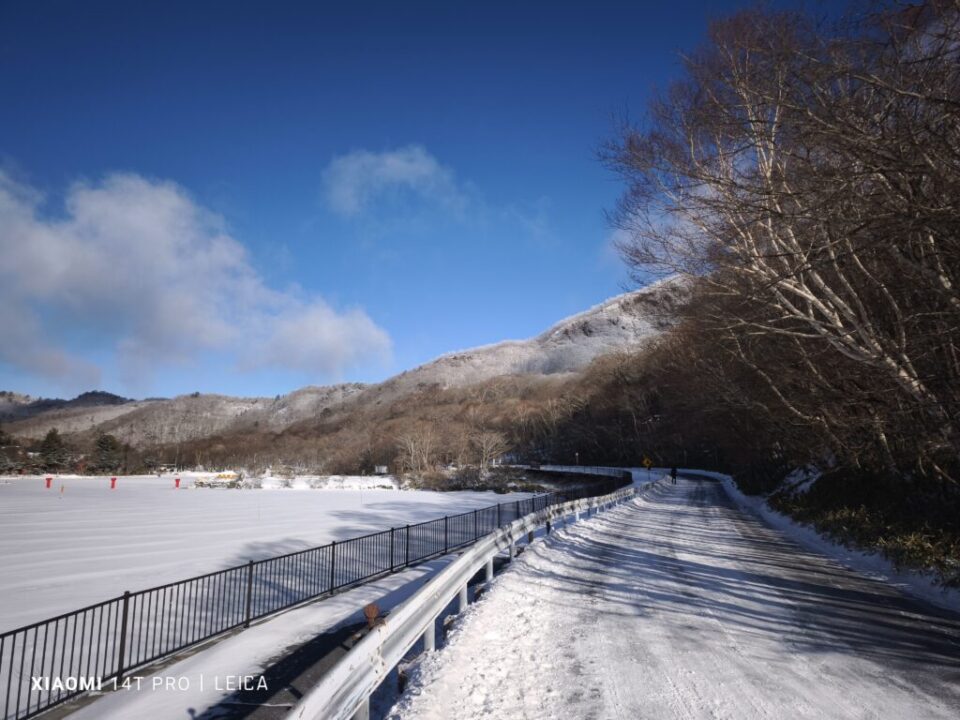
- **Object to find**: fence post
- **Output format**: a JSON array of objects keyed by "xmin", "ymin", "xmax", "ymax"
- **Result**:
[
  {"xmin": 444, "ymin": 516, "xmax": 448, "ymax": 554},
  {"xmin": 244, "ymin": 561, "xmax": 254, "ymax": 628},
  {"xmin": 116, "ymin": 591, "xmax": 131, "ymax": 681},
  {"xmin": 474, "ymin": 509, "xmax": 478, "ymax": 540},
  {"xmin": 405, "ymin": 525, "xmax": 411, "ymax": 566},
  {"xmin": 389, "ymin": 528, "xmax": 395, "ymax": 572},
  {"xmin": 329, "ymin": 541, "xmax": 337, "ymax": 592},
  {"xmin": 497, "ymin": 503, "xmax": 502, "ymax": 527}
]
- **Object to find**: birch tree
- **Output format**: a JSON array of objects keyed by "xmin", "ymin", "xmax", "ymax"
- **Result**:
[{"xmin": 606, "ymin": 2, "xmax": 960, "ymax": 482}]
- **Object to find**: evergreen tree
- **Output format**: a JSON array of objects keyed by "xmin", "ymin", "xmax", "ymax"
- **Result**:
[
  {"xmin": 39, "ymin": 428, "xmax": 69, "ymax": 471},
  {"xmin": 0, "ymin": 424, "xmax": 18, "ymax": 473},
  {"xmin": 95, "ymin": 433, "xmax": 123, "ymax": 472}
]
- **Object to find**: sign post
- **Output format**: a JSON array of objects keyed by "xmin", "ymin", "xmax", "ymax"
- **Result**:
[{"xmin": 642, "ymin": 455, "xmax": 653, "ymax": 480}]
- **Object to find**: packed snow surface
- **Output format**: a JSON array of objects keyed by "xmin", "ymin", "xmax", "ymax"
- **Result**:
[
  {"xmin": 0, "ymin": 474, "xmax": 525, "ymax": 632},
  {"xmin": 389, "ymin": 477, "xmax": 960, "ymax": 720},
  {"xmin": 681, "ymin": 468, "xmax": 960, "ymax": 613}
]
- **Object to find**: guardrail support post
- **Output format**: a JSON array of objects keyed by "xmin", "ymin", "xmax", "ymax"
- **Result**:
[
  {"xmin": 244, "ymin": 561, "xmax": 254, "ymax": 627},
  {"xmin": 458, "ymin": 584, "xmax": 468, "ymax": 613},
  {"xmin": 352, "ymin": 697, "xmax": 370, "ymax": 720},
  {"xmin": 485, "ymin": 558, "xmax": 494, "ymax": 583},
  {"xmin": 423, "ymin": 619, "xmax": 436, "ymax": 652},
  {"xmin": 527, "ymin": 530, "xmax": 534, "ymax": 544},
  {"xmin": 546, "ymin": 518, "xmax": 551, "ymax": 535},
  {"xmin": 116, "ymin": 590, "xmax": 131, "ymax": 681},
  {"xmin": 509, "ymin": 541, "xmax": 515, "ymax": 559}
]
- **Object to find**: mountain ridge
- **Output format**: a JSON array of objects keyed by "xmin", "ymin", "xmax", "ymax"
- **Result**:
[{"xmin": 2, "ymin": 278, "xmax": 685, "ymax": 445}]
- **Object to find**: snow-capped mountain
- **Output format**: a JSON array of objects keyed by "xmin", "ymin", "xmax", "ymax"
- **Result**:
[
  {"xmin": 1, "ymin": 278, "xmax": 685, "ymax": 444},
  {"xmin": 389, "ymin": 275, "xmax": 685, "ymax": 389}
]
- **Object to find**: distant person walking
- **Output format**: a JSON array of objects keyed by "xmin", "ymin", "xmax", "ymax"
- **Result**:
[{"xmin": 670, "ymin": 466, "xmax": 678, "ymax": 485}]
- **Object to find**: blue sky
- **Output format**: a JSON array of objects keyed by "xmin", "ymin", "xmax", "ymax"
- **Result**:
[{"xmin": 1, "ymin": 0, "xmax": 756, "ymax": 399}]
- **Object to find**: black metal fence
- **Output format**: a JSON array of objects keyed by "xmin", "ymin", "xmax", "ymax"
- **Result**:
[{"xmin": 0, "ymin": 472, "xmax": 630, "ymax": 720}]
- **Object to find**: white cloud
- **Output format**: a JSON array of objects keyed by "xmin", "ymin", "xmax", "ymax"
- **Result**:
[
  {"xmin": 0, "ymin": 172, "xmax": 391, "ymax": 393},
  {"xmin": 247, "ymin": 303, "xmax": 390, "ymax": 376},
  {"xmin": 322, "ymin": 145, "xmax": 469, "ymax": 218}
]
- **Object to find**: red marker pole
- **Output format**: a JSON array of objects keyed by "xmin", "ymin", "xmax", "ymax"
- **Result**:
[
  {"xmin": 110, "ymin": 477, "xmax": 117, "ymax": 490},
  {"xmin": 174, "ymin": 477, "xmax": 181, "ymax": 489},
  {"xmin": 45, "ymin": 477, "xmax": 52, "ymax": 489}
]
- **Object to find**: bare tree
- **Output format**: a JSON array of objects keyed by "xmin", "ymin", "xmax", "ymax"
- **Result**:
[
  {"xmin": 605, "ymin": 2, "xmax": 960, "ymax": 482},
  {"xmin": 471, "ymin": 430, "xmax": 509, "ymax": 477},
  {"xmin": 395, "ymin": 423, "xmax": 438, "ymax": 476}
]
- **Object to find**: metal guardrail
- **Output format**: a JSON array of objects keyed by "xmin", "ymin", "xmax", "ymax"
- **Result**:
[
  {"xmin": 290, "ymin": 477, "xmax": 643, "ymax": 720},
  {"xmin": 538, "ymin": 464, "xmax": 630, "ymax": 478},
  {"xmin": 0, "ymin": 468, "xmax": 629, "ymax": 720}
]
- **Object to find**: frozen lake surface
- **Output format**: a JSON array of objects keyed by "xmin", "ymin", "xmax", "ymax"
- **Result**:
[{"xmin": 0, "ymin": 473, "xmax": 526, "ymax": 632}]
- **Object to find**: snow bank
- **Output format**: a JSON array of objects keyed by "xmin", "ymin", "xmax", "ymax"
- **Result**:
[
  {"xmin": 257, "ymin": 474, "xmax": 399, "ymax": 491},
  {"xmin": 682, "ymin": 468, "xmax": 960, "ymax": 613}
]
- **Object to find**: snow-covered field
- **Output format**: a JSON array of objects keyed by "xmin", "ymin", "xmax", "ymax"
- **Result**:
[{"xmin": 0, "ymin": 473, "xmax": 526, "ymax": 632}]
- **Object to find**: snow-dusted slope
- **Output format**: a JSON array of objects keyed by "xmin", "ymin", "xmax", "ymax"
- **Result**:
[
  {"xmin": 2, "ymin": 385, "xmax": 366, "ymax": 444},
  {"xmin": 0, "ymin": 391, "xmax": 33, "ymax": 417},
  {"xmin": 386, "ymin": 275, "xmax": 687, "ymax": 391},
  {"xmin": 2, "ymin": 278, "xmax": 685, "ymax": 443}
]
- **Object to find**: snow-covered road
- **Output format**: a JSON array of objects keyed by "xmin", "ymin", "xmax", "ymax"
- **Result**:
[{"xmin": 389, "ymin": 477, "xmax": 960, "ymax": 719}]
